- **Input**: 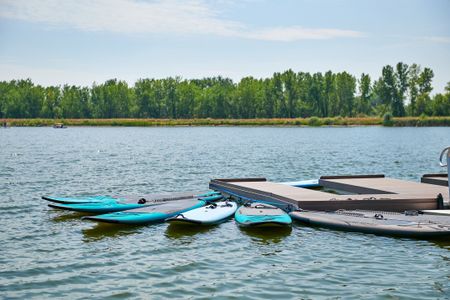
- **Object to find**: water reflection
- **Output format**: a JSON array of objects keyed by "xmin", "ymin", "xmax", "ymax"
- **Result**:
[
  {"xmin": 165, "ymin": 223, "xmax": 217, "ymax": 239},
  {"xmin": 239, "ymin": 225, "xmax": 292, "ymax": 244},
  {"xmin": 82, "ymin": 223, "xmax": 142, "ymax": 242},
  {"xmin": 428, "ymin": 238, "xmax": 450, "ymax": 250},
  {"xmin": 49, "ymin": 210, "xmax": 89, "ymax": 222}
]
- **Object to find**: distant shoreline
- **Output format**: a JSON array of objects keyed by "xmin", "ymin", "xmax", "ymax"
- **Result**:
[{"xmin": 1, "ymin": 117, "xmax": 450, "ymax": 127}]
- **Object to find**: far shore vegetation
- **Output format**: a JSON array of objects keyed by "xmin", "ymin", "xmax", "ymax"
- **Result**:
[
  {"xmin": 2, "ymin": 116, "xmax": 450, "ymax": 127},
  {"xmin": 1, "ymin": 63, "xmax": 449, "ymax": 126}
]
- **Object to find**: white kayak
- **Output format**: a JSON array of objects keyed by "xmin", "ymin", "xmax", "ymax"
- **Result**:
[{"xmin": 166, "ymin": 201, "xmax": 237, "ymax": 225}]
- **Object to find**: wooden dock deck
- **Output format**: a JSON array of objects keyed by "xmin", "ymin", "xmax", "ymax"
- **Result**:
[{"xmin": 209, "ymin": 175, "xmax": 449, "ymax": 212}]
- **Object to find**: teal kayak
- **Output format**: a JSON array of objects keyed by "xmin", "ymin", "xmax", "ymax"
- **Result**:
[
  {"xmin": 83, "ymin": 198, "xmax": 207, "ymax": 225},
  {"xmin": 235, "ymin": 203, "xmax": 292, "ymax": 227},
  {"xmin": 49, "ymin": 194, "xmax": 222, "ymax": 214},
  {"xmin": 42, "ymin": 191, "xmax": 220, "ymax": 204}
]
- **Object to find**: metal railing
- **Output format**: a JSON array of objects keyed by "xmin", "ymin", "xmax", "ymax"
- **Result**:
[{"xmin": 440, "ymin": 146, "xmax": 450, "ymax": 199}]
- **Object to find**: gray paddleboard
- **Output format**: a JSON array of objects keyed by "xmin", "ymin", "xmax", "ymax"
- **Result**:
[
  {"xmin": 122, "ymin": 198, "xmax": 202, "ymax": 214},
  {"xmin": 290, "ymin": 210, "xmax": 450, "ymax": 238},
  {"xmin": 119, "ymin": 191, "xmax": 204, "ymax": 204}
]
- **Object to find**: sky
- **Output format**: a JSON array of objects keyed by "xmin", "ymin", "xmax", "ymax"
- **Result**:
[{"xmin": 0, "ymin": 0, "xmax": 449, "ymax": 93}]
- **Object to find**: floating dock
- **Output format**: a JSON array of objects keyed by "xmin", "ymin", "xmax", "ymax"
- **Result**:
[{"xmin": 210, "ymin": 175, "xmax": 449, "ymax": 212}]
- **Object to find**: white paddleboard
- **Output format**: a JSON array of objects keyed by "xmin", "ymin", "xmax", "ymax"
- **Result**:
[
  {"xmin": 167, "ymin": 201, "xmax": 237, "ymax": 225},
  {"xmin": 421, "ymin": 209, "xmax": 450, "ymax": 216}
]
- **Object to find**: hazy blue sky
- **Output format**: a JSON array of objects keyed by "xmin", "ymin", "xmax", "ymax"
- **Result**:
[{"xmin": 0, "ymin": 0, "xmax": 449, "ymax": 92}]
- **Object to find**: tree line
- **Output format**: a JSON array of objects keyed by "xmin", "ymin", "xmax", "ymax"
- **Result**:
[{"xmin": 0, "ymin": 62, "xmax": 449, "ymax": 119}]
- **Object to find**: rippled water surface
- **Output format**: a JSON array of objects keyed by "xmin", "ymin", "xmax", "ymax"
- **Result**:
[{"xmin": 1, "ymin": 126, "xmax": 449, "ymax": 299}]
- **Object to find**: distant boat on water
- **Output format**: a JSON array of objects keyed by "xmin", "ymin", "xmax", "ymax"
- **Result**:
[{"xmin": 53, "ymin": 123, "xmax": 67, "ymax": 129}]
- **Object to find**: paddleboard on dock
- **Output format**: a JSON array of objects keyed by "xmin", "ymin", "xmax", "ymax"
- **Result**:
[
  {"xmin": 235, "ymin": 203, "xmax": 292, "ymax": 227},
  {"xmin": 290, "ymin": 210, "xmax": 450, "ymax": 238},
  {"xmin": 421, "ymin": 209, "xmax": 450, "ymax": 216},
  {"xmin": 167, "ymin": 201, "xmax": 237, "ymax": 225},
  {"xmin": 83, "ymin": 198, "xmax": 207, "ymax": 225},
  {"xmin": 280, "ymin": 179, "xmax": 320, "ymax": 188}
]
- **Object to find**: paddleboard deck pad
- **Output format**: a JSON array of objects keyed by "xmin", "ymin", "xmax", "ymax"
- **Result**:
[
  {"xmin": 83, "ymin": 199, "xmax": 206, "ymax": 225},
  {"xmin": 235, "ymin": 203, "xmax": 292, "ymax": 227},
  {"xmin": 290, "ymin": 210, "xmax": 450, "ymax": 238},
  {"xmin": 167, "ymin": 201, "xmax": 237, "ymax": 225}
]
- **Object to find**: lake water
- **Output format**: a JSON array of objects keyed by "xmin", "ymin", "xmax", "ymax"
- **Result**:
[{"xmin": 1, "ymin": 126, "xmax": 449, "ymax": 299}]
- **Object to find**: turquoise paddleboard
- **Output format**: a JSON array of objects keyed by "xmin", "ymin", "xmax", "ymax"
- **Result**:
[
  {"xmin": 235, "ymin": 203, "xmax": 292, "ymax": 227},
  {"xmin": 48, "ymin": 194, "xmax": 222, "ymax": 214},
  {"xmin": 42, "ymin": 191, "xmax": 220, "ymax": 204},
  {"xmin": 83, "ymin": 198, "xmax": 207, "ymax": 225},
  {"xmin": 48, "ymin": 200, "xmax": 148, "ymax": 214}
]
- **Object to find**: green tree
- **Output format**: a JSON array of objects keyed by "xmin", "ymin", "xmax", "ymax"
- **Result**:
[
  {"xmin": 0, "ymin": 63, "xmax": 446, "ymax": 120},
  {"xmin": 282, "ymin": 69, "xmax": 298, "ymax": 118},
  {"xmin": 430, "ymin": 82, "xmax": 450, "ymax": 116},
  {"xmin": 60, "ymin": 85, "xmax": 83, "ymax": 118},
  {"xmin": 417, "ymin": 68, "xmax": 434, "ymax": 94},
  {"xmin": 271, "ymin": 72, "xmax": 286, "ymax": 118},
  {"xmin": 41, "ymin": 86, "xmax": 61, "ymax": 118},
  {"xmin": 407, "ymin": 63, "xmax": 421, "ymax": 116},
  {"xmin": 134, "ymin": 79, "xmax": 160, "ymax": 118},
  {"xmin": 234, "ymin": 77, "xmax": 260, "ymax": 118},
  {"xmin": 415, "ymin": 93, "xmax": 431, "ymax": 116},
  {"xmin": 335, "ymin": 72, "xmax": 356, "ymax": 117},
  {"xmin": 357, "ymin": 73, "xmax": 371, "ymax": 115},
  {"xmin": 431, "ymin": 93, "xmax": 449, "ymax": 116},
  {"xmin": 376, "ymin": 65, "xmax": 397, "ymax": 115},
  {"xmin": 392, "ymin": 62, "xmax": 408, "ymax": 117},
  {"xmin": 322, "ymin": 71, "xmax": 335, "ymax": 117},
  {"xmin": 175, "ymin": 80, "xmax": 199, "ymax": 118},
  {"xmin": 262, "ymin": 78, "xmax": 275, "ymax": 118}
]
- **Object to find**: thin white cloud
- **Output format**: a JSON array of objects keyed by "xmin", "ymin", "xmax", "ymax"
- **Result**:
[
  {"xmin": 0, "ymin": 0, "xmax": 241, "ymax": 36},
  {"xmin": 0, "ymin": 0, "xmax": 362, "ymax": 41},
  {"xmin": 243, "ymin": 26, "xmax": 364, "ymax": 42},
  {"xmin": 420, "ymin": 36, "xmax": 450, "ymax": 44},
  {"xmin": 0, "ymin": 62, "xmax": 101, "ymax": 86}
]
